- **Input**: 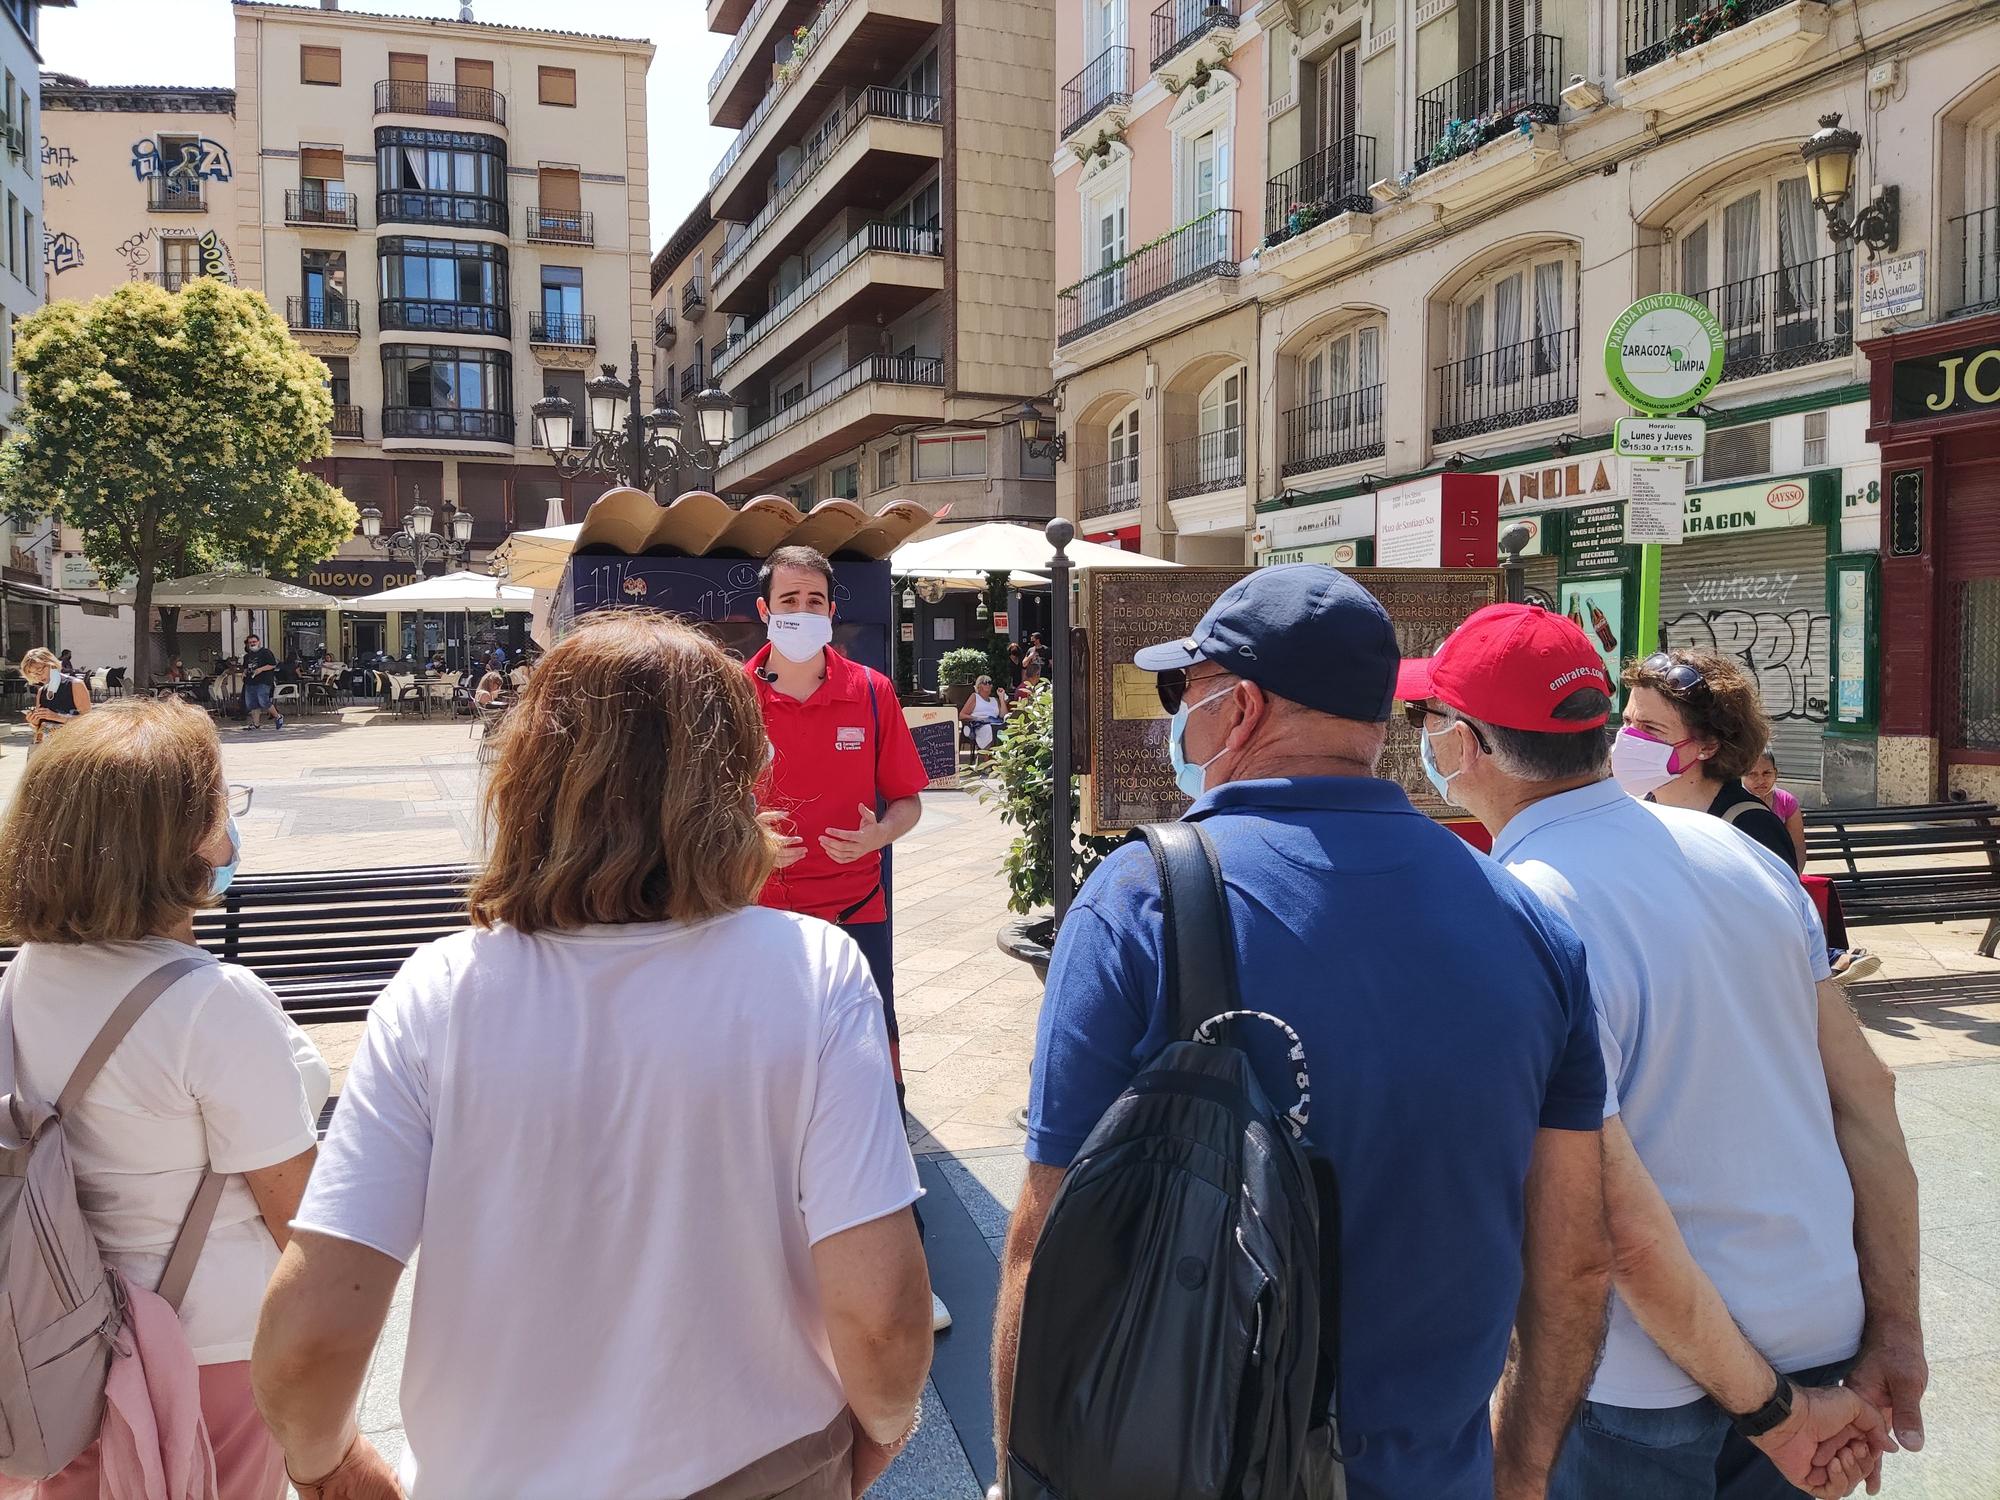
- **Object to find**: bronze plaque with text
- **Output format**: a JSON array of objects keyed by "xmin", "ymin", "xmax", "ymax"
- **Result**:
[
  {"xmin": 1081, "ymin": 566, "xmax": 1505, "ymax": 833},
  {"xmin": 1084, "ymin": 568, "xmax": 1251, "ymax": 834}
]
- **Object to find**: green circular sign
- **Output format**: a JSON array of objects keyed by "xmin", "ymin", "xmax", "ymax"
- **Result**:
[{"xmin": 1604, "ymin": 294, "xmax": 1725, "ymax": 416}]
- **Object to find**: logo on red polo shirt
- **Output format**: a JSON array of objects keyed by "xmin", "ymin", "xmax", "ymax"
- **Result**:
[{"xmin": 835, "ymin": 725, "xmax": 866, "ymax": 751}]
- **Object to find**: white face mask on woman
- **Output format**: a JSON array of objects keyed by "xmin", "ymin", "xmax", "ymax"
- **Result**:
[
  {"xmin": 1610, "ymin": 727, "xmax": 1704, "ymax": 798},
  {"xmin": 765, "ymin": 612, "xmax": 832, "ymax": 663}
]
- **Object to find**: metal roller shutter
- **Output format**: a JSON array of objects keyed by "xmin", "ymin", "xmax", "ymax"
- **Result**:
[
  {"xmin": 1659, "ymin": 526, "xmax": 1830, "ymax": 792},
  {"xmin": 1519, "ymin": 555, "xmax": 1560, "ymax": 612}
]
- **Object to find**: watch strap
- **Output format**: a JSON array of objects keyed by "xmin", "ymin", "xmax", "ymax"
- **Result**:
[{"xmin": 1729, "ymin": 1372, "xmax": 1795, "ymax": 1439}]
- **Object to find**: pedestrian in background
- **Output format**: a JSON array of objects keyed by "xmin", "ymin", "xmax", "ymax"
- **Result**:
[
  {"xmin": 1745, "ymin": 747, "xmax": 1811, "ymax": 874},
  {"xmin": 959, "ymin": 673, "xmax": 1008, "ymax": 753},
  {"xmin": 1012, "ymin": 652, "xmax": 1045, "ymax": 703},
  {"xmin": 252, "ymin": 612, "xmax": 931, "ymax": 1500},
  {"xmin": 997, "ymin": 567, "xmax": 1613, "ymax": 1500},
  {"xmin": 20, "ymin": 646, "xmax": 90, "ymax": 744},
  {"xmin": 0, "ymin": 698, "xmax": 326, "ymax": 1500},
  {"xmin": 1403, "ymin": 604, "xmax": 1921, "ymax": 1500},
  {"xmin": 240, "ymin": 633, "xmax": 282, "ymax": 732},
  {"xmin": 1614, "ymin": 648, "xmax": 1796, "ymax": 871}
]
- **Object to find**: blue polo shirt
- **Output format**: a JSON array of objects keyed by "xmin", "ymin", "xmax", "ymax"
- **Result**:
[{"xmin": 1027, "ymin": 776, "xmax": 1604, "ymax": 1500}]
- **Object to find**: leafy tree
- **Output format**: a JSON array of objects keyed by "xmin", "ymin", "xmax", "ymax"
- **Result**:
[{"xmin": 0, "ymin": 280, "xmax": 357, "ymax": 683}]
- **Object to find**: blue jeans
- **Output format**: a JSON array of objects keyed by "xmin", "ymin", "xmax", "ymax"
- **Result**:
[
  {"xmin": 1551, "ymin": 1360, "xmax": 1854, "ymax": 1500},
  {"xmin": 243, "ymin": 680, "xmax": 273, "ymax": 712}
]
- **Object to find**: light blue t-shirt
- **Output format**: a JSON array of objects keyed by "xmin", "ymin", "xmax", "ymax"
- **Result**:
[{"xmin": 1495, "ymin": 779, "xmax": 1862, "ymax": 1408}]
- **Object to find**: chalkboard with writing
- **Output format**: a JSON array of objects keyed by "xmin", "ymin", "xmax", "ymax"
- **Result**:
[{"xmin": 910, "ymin": 718, "xmax": 958, "ymax": 788}]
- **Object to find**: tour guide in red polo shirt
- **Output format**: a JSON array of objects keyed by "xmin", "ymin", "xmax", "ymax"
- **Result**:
[{"xmin": 748, "ymin": 544, "xmax": 946, "ymax": 1328}]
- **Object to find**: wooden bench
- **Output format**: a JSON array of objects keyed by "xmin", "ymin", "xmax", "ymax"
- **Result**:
[
  {"xmin": 1804, "ymin": 802, "xmax": 2000, "ymax": 958},
  {"xmin": 0, "ymin": 865, "xmax": 475, "ymax": 1025}
]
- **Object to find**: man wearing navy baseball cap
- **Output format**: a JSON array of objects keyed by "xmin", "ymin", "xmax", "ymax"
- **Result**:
[
  {"xmin": 1409, "ymin": 604, "xmax": 1920, "ymax": 1500},
  {"xmin": 995, "ymin": 566, "xmax": 1615, "ymax": 1500}
]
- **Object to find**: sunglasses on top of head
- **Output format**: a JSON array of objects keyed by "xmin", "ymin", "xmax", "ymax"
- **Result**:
[
  {"xmin": 1155, "ymin": 667, "xmax": 1231, "ymax": 717},
  {"xmin": 1640, "ymin": 652, "xmax": 1711, "ymax": 700}
]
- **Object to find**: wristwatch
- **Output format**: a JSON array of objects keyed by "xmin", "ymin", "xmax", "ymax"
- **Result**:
[{"xmin": 1729, "ymin": 1370, "xmax": 1796, "ymax": 1439}]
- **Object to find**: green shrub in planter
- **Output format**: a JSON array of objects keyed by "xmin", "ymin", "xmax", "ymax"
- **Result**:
[
  {"xmin": 981, "ymin": 685, "xmax": 1122, "ymax": 918},
  {"xmin": 937, "ymin": 646, "xmax": 992, "ymax": 700}
]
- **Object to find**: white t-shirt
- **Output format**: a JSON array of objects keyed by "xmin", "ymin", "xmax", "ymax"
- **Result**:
[
  {"xmin": 5, "ymin": 939, "xmax": 330, "ymax": 1363},
  {"xmin": 1494, "ymin": 780, "xmax": 1862, "ymax": 1407},
  {"xmin": 292, "ymin": 908, "xmax": 923, "ymax": 1500}
]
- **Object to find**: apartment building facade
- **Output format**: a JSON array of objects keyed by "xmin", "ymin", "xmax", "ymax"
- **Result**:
[
  {"xmin": 699, "ymin": 0, "xmax": 1057, "ymax": 521},
  {"xmin": 1053, "ymin": 0, "xmax": 2000, "ymax": 806},
  {"xmin": 649, "ymin": 197, "xmax": 735, "ymax": 495},
  {"xmin": 0, "ymin": 0, "xmax": 72, "ymax": 664}
]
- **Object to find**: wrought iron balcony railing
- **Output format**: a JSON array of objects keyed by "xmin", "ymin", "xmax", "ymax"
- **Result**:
[
  {"xmin": 724, "ymin": 354, "xmax": 944, "ymax": 462},
  {"xmin": 1623, "ymin": 0, "xmax": 1812, "ymax": 74},
  {"xmin": 285, "ymin": 187, "xmax": 359, "ymax": 228},
  {"xmin": 380, "ymin": 406, "xmax": 515, "ymax": 443},
  {"xmin": 286, "ymin": 296, "xmax": 360, "ymax": 333},
  {"xmin": 1433, "ymin": 326, "xmax": 1579, "ymax": 443},
  {"xmin": 1686, "ymin": 250, "xmax": 1853, "ymax": 382},
  {"xmin": 1057, "ymin": 209, "xmax": 1240, "ymax": 346},
  {"xmin": 375, "ymin": 189, "xmax": 508, "ymax": 234},
  {"xmin": 708, "ymin": 0, "xmax": 863, "ymax": 189},
  {"xmin": 1282, "ymin": 386, "xmax": 1385, "ymax": 476},
  {"xmin": 712, "ymin": 221, "xmax": 942, "ymax": 378},
  {"xmin": 529, "ymin": 312, "xmax": 596, "ymax": 346},
  {"xmin": 1265, "ymin": 135, "xmax": 1377, "ymax": 242},
  {"xmin": 653, "ymin": 308, "xmax": 676, "ymax": 347},
  {"xmin": 683, "ymin": 279, "xmax": 707, "ymax": 317},
  {"xmin": 1061, "ymin": 45, "xmax": 1133, "ymax": 139},
  {"xmin": 1078, "ymin": 456, "xmax": 1143, "ymax": 520},
  {"xmin": 1414, "ymin": 35, "xmax": 1561, "ymax": 170},
  {"xmin": 374, "ymin": 79, "xmax": 507, "ymax": 127},
  {"xmin": 331, "ymin": 403, "xmax": 364, "ymax": 439},
  {"xmin": 378, "ymin": 298, "xmax": 510, "ymax": 339},
  {"xmin": 1150, "ymin": 0, "xmax": 1238, "ymax": 71},
  {"xmin": 1948, "ymin": 205, "xmax": 2000, "ymax": 317},
  {"xmin": 147, "ymin": 179, "xmax": 205, "ymax": 213},
  {"xmin": 681, "ymin": 367, "xmax": 702, "ymax": 400},
  {"xmin": 525, "ymin": 207, "xmax": 593, "ymax": 245},
  {"xmin": 1166, "ymin": 427, "xmax": 1245, "ymax": 500},
  {"xmin": 712, "ymin": 87, "xmax": 943, "ymax": 287}
]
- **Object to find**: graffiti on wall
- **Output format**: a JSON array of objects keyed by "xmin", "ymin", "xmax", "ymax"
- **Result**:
[
  {"xmin": 1664, "ymin": 571, "xmax": 1831, "ymax": 725},
  {"xmin": 116, "ymin": 227, "xmax": 235, "ymax": 281},
  {"xmin": 40, "ymin": 137, "xmax": 78, "ymax": 188},
  {"xmin": 130, "ymin": 136, "xmax": 232, "ymax": 183},
  {"xmin": 43, "ymin": 230, "xmax": 83, "ymax": 276}
]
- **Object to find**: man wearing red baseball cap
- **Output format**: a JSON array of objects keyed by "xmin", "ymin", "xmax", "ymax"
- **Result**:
[{"xmin": 1400, "ymin": 604, "xmax": 1920, "ymax": 1500}]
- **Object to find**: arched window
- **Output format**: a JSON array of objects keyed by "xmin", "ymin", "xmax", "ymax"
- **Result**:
[
  {"xmin": 1669, "ymin": 164, "xmax": 1849, "ymax": 373},
  {"xmin": 1288, "ymin": 319, "xmax": 1384, "ymax": 471},
  {"xmin": 1107, "ymin": 403, "xmax": 1140, "ymax": 507},
  {"xmin": 1185, "ymin": 367, "xmax": 1244, "ymax": 491},
  {"xmin": 1449, "ymin": 247, "xmax": 1574, "ymax": 390}
]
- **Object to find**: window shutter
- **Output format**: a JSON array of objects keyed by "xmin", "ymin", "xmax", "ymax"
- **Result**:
[
  {"xmin": 301, "ymin": 148, "xmax": 344, "ymax": 184},
  {"xmin": 539, "ymin": 168, "xmax": 581, "ymax": 212},
  {"xmin": 388, "ymin": 52, "xmax": 427, "ymax": 83},
  {"xmin": 539, "ymin": 67, "xmax": 577, "ymax": 106},
  {"xmin": 455, "ymin": 58, "xmax": 495, "ymax": 92},
  {"xmin": 300, "ymin": 45, "xmax": 342, "ymax": 85}
]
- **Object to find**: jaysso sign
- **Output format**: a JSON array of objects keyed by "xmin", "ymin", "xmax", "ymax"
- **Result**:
[{"xmin": 1605, "ymin": 294, "xmax": 1726, "ymax": 416}]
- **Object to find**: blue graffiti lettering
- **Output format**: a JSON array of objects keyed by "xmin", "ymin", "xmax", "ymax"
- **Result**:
[
  {"xmin": 131, "ymin": 135, "xmax": 231, "ymax": 183},
  {"xmin": 43, "ymin": 230, "xmax": 83, "ymax": 276}
]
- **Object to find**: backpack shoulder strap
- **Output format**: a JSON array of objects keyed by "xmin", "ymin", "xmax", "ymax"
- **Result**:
[
  {"xmin": 55, "ymin": 955, "xmax": 210, "ymax": 1117},
  {"xmin": 1719, "ymin": 799, "xmax": 1759, "ymax": 826},
  {"xmin": 54, "ymin": 954, "xmax": 217, "ymax": 1313},
  {"xmin": 1136, "ymin": 822, "xmax": 1239, "ymax": 1040}
]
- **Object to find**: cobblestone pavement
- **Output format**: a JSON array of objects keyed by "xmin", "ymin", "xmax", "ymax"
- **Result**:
[{"xmin": 4, "ymin": 714, "xmax": 1993, "ymax": 1496}]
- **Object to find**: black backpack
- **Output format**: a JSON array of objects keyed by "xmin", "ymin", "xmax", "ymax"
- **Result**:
[{"xmin": 1006, "ymin": 822, "xmax": 1347, "ymax": 1500}]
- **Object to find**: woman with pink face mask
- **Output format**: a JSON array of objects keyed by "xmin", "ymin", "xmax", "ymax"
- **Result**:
[{"xmin": 1612, "ymin": 648, "xmax": 1800, "ymax": 872}]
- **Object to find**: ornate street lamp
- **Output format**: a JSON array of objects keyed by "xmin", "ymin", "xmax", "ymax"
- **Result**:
[
  {"xmin": 1012, "ymin": 397, "xmax": 1066, "ymax": 462},
  {"xmin": 356, "ymin": 485, "xmax": 473, "ymax": 573},
  {"xmin": 1799, "ymin": 113, "xmax": 1899, "ymax": 257},
  {"xmin": 531, "ymin": 340, "xmax": 739, "ymax": 492}
]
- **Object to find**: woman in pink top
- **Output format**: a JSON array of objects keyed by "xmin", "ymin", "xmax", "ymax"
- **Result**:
[{"xmin": 1742, "ymin": 748, "xmax": 1808, "ymax": 869}]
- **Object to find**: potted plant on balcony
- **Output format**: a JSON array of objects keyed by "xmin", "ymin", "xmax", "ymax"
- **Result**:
[{"xmin": 982, "ymin": 686, "xmax": 1122, "ymax": 980}]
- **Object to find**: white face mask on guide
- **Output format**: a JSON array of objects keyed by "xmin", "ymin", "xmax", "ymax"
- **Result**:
[{"xmin": 766, "ymin": 612, "xmax": 833, "ymax": 663}]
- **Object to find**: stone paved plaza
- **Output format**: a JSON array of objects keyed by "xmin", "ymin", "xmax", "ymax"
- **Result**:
[{"xmin": 3, "ymin": 712, "xmax": 1996, "ymax": 1497}]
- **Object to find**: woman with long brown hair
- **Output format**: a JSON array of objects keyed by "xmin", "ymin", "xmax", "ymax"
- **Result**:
[
  {"xmin": 0, "ymin": 698, "xmax": 327, "ymax": 1500},
  {"xmin": 252, "ymin": 611, "xmax": 931, "ymax": 1500}
]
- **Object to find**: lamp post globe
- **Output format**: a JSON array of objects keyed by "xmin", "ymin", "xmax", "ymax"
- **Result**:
[
  {"xmin": 408, "ymin": 503, "xmax": 434, "ymax": 538},
  {"xmin": 532, "ymin": 393, "xmax": 576, "ymax": 456},
  {"xmin": 1799, "ymin": 112, "xmax": 1860, "ymax": 216},
  {"xmin": 693, "ymin": 384, "xmax": 736, "ymax": 450},
  {"xmin": 586, "ymin": 364, "xmax": 629, "ymax": 438},
  {"xmin": 357, "ymin": 505, "xmax": 382, "ymax": 540},
  {"xmin": 450, "ymin": 507, "xmax": 475, "ymax": 545}
]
